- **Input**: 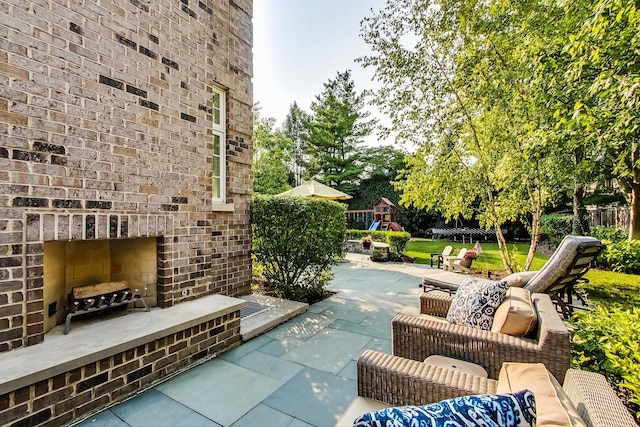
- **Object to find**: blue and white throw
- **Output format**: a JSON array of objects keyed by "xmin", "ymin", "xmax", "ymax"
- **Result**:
[{"xmin": 354, "ymin": 390, "xmax": 536, "ymax": 427}]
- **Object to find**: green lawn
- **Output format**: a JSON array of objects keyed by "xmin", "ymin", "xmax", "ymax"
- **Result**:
[{"xmin": 406, "ymin": 239, "xmax": 640, "ymax": 309}]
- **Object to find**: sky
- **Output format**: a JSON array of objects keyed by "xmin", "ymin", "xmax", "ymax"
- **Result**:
[{"xmin": 252, "ymin": 0, "xmax": 390, "ymax": 146}]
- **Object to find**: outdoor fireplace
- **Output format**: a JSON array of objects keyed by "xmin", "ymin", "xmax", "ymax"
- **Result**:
[
  {"xmin": 23, "ymin": 212, "xmax": 174, "ymax": 345},
  {"xmin": 0, "ymin": 0, "xmax": 254, "ymax": 423},
  {"xmin": 43, "ymin": 237, "xmax": 158, "ymax": 333}
]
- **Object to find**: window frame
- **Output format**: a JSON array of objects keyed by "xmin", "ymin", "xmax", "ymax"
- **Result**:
[{"xmin": 211, "ymin": 86, "xmax": 226, "ymax": 205}]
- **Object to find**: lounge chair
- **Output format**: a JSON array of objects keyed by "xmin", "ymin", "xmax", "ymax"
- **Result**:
[
  {"xmin": 421, "ymin": 235, "xmax": 603, "ymax": 317},
  {"xmin": 429, "ymin": 245, "xmax": 453, "ymax": 268},
  {"xmin": 337, "ymin": 350, "xmax": 636, "ymax": 427},
  {"xmin": 443, "ymin": 248, "xmax": 473, "ymax": 273}
]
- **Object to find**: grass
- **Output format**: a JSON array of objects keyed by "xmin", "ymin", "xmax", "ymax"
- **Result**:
[{"xmin": 406, "ymin": 239, "xmax": 640, "ymax": 309}]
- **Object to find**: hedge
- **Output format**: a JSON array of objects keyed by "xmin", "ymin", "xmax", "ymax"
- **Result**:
[{"xmin": 252, "ymin": 195, "xmax": 346, "ymax": 302}]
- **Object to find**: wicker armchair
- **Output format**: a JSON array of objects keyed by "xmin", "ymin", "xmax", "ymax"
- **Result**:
[
  {"xmin": 351, "ymin": 349, "xmax": 636, "ymax": 427},
  {"xmin": 397, "ymin": 292, "xmax": 570, "ymax": 382}
]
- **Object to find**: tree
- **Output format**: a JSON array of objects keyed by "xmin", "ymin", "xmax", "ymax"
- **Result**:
[
  {"xmin": 303, "ymin": 70, "xmax": 376, "ymax": 196},
  {"xmin": 282, "ymin": 102, "xmax": 310, "ymax": 186},
  {"xmin": 360, "ymin": 0, "xmax": 567, "ymax": 272},
  {"xmin": 252, "ymin": 108, "xmax": 294, "ymax": 195},
  {"xmin": 565, "ymin": 0, "xmax": 640, "ymax": 240}
]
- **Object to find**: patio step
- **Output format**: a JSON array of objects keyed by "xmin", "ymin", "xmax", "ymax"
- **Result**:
[{"xmin": 239, "ymin": 294, "xmax": 308, "ymax": 341}]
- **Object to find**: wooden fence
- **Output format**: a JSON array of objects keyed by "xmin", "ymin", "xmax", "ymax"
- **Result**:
[{"xmin": 586, "ymin": 205, "xmax": 629, "ymax": 231}]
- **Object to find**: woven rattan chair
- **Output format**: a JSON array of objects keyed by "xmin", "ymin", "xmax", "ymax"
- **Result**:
[
  {"xmin": 399, "ymin": 292, "xmax": 570, "ymax": 382},
  {"xmin": 351, "ymin": 349, "xmax": 636, "ymax": 427}
]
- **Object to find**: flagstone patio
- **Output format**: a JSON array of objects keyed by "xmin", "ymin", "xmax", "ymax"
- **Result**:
[{"xmin": 72, "ymin": 254, "xmax": 430, "ymax": 427}]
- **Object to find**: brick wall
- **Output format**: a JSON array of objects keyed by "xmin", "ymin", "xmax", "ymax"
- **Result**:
[
  {"xmin": 0, "ymin": 0, "xmax": 254, "ymax": 351},
  {"xmin": 0, "ymin": 311, "xmax": 241, "ymax": 427}
]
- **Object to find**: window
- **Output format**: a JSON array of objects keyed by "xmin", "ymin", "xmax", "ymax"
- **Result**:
[{"xmin": 211, "ymin": 87, "xmax": 225, "ymax": 203}]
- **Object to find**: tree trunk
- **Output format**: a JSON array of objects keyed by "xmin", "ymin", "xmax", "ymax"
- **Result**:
[
  {"xmin": 572, "ymin": 185, "xmax": 590, "ymax": 236},
  {"xmin": 617, "ymin": 174, "xmax": 640, "ymax": 241},
  {"xmin": 629, "ymin": 182, "xmax": 640, "ymax": 240},
  {"xmin": 494, "ymin": 223, "xmax": 513, "ymax": 274},
  {"xmin": 524, "ymin": 207, "xmax": 541, "ymax": 271}
]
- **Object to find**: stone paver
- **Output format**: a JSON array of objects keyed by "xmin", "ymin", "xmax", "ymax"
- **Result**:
[{"xmin": 74, "ymin": 257, "xmax": 428, "ymax": 427}]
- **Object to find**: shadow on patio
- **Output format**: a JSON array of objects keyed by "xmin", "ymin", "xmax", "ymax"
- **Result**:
[{"xmin": 72, "ymin": 254, "xmax": 428, "ymax": 427}]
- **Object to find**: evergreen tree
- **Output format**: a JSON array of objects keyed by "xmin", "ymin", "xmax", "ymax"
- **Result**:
[{"xmin": 303, "ymin": 70, "xmax": 376, "ymax": 196}]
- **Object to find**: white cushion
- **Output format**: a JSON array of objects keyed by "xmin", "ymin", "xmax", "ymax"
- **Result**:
[{"xmin": 335, "ymin": 397, "xmax": 388, "ymax": 427}]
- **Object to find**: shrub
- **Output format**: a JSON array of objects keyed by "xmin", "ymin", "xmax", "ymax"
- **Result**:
[
  {"xmin": 252, "ymin": 195, "xmax": 346, "ymax": 303},
  {"xmin": 587, "ymin": 226, "xmax": 638, "ymax": 272},
  {"xmin": 571, "ymin": 307, "xmax": 640, "ymax": 419},
  {"xmin": 387, "ymin": 232, "xmax": 411, "ymax": 256},
  {"xmin": 589, "ymin": 225, "xmax": 628, "ymax": 243},
  {"xmin": 346, "ymin": 229, "xmax": 411, "ymax": 257},
  {"xmin": 346, "ymin": 229, "xmax": 387, "ymax": 242},
  {"xmin": 601, "ymin": 240, "xmax": 640, "ymax": 274},
  {"xmin": 540, "ymin": 213, "xmax": 573, "ymax": 246}
]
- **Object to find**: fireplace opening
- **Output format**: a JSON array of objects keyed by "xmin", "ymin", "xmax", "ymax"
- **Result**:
[{"xmin": 43, "ymin": 237, "xmax": 158, "ymax": 333}]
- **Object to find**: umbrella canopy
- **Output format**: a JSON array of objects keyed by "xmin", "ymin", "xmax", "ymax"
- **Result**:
[{"xmin": 279, "ymin": 180, "xmax": 353, "ymax": 200}]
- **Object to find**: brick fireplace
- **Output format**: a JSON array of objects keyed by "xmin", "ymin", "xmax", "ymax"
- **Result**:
[
  {"xmin": 40, "ymin": 215, "xmax": 164, "ymax": 334},
  {"xmin": 0, "ymin": 0, "xmax": 254, "ymax": 424}
]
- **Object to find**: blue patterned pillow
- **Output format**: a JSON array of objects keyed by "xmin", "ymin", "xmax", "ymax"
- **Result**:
[
  {"xmin": 353, "ymin": 390, "xmax": 536, "ymax": 427},
  {"xmin": 446, "ymin": 277, "xmax": 509, "ymax": 330}
]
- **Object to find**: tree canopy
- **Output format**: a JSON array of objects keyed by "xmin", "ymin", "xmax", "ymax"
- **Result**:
[
  {"xmin": 359, "ymin": 0, "xmax": 569, "ymax": 270},
  {"xmin": 564, "ymin": 0, "xmax": 640, "ymax": 240},
  {"xmin": 303, "ymin": 70, "xmax": 376, "ymax": 196},
  {"xmin": 252, "ymin": 109, "xmax": 294, "ymax": 195}
]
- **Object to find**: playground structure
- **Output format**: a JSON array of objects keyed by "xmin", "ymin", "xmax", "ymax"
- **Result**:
[{"xmin": 346, "ymin": 197, "xmax": 403, "ymax": 231}]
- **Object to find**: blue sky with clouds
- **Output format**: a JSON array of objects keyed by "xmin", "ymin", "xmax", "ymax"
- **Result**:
[{"xmin": 253, "ymin": 0, "xmax": 389, "ymax": 145}]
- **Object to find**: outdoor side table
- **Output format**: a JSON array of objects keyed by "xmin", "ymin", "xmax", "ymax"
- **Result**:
[{"xmin": 424, "ymin": 355, "xmax": 489, "ymax": 378}]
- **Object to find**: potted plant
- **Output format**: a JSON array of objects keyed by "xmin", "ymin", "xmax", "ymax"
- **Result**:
[
  {"xmin": 361, "ymin": 235, "xmax": 372, "ymax": 250},
  {"xmin": 460, "ymin": 250, "xmax": 477, "ymax": 268}
]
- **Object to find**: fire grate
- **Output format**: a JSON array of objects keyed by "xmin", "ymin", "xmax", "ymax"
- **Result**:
[{"xmin": 240, "ymin": 301, "xmax": 271, "ymax": 319}]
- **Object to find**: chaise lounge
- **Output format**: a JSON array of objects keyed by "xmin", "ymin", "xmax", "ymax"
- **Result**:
[{"xmin": 421, "ymin": 235, "xmax": 603, "ymax": 316}]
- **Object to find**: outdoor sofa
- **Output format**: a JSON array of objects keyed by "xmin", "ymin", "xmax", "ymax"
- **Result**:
[{"xmin": 336, "ymin": 350, "xmax": 636, "ymax": 427}]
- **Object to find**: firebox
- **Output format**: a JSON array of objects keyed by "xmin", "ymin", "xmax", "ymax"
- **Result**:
[{"xmin": 43, "ymin": 237, "xmax": 158, "ymax": 333}]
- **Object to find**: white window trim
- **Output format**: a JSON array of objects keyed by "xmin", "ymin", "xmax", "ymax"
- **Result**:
[{"xmin": 211, "ymin": 85, "xmax": 226, "ymax": 206}]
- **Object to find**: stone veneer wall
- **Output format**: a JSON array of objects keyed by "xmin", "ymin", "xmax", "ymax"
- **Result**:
[
  {"xmin": 0, "ymin": 311, "xmax": 241, "ymax": 426},
  {"xmin": 0, "ymin": 0, "xmax": 254, "ymax": 352}
]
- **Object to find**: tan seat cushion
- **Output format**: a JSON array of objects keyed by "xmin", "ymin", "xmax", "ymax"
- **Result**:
[
  {"xmin": 503, "ymin": 271, "xmax": 538, "ymax": 288},
  {"xmin": 491, "ymin": 287, "xmax": 538, "ymax": 337},
  {"xmin": 497, "ymin": 362, "xmax": 586, "ymax": 426},
  {"xmin": 335, "ymin": 396, "xmax": 388, "ymax": 427}
]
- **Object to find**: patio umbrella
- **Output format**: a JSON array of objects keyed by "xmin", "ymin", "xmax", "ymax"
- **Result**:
[{"xmin": 279, "ymin": 180, "xmax": 352, "ymax": 200}]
